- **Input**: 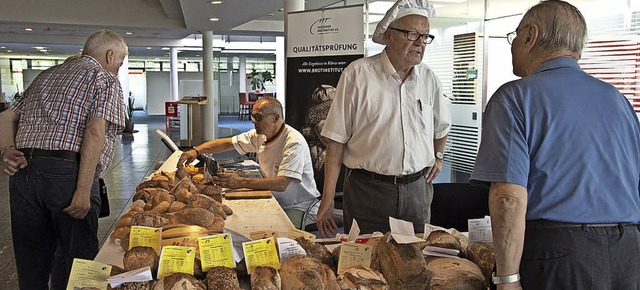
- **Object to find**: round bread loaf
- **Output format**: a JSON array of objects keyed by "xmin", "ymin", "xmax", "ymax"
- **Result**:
[
  {"xmin": 425, "ymin": 256, "xmax": 486, "ymax": 290},
  {"xmin": 251, "ymin": 266, "xmax": 281, "ymax": 290},
  {"xmin": 123, "ymin": 246, "xmax": 159, "ymax": 275},
  {"xmin": 280, "ymin": 255, "xmax": 339, "ymax": 290},
  {"xmin": 422, "ymin": 230, "xmax": 463, "ymax": 255},
  {"xmin": 294, "ymin": 237, "xmax": 335, "ymax": 270},
  {"xmin": 108, "ymin": 282, "xmax": 150, "ymax": 290},
  {"xmin": 467, "ymin": 242, "xmax": 495, "ymax": 286},
  {"xmin": 337, "ymin": 266, "xmax": 389, "ymax": 290},
  {"xmin": 130, "ymin": 211, "xmax": 174, "ymax": 228},
  {"xmin": 206, "ymin": 266, "xmax": 241, "ymax": 290}
]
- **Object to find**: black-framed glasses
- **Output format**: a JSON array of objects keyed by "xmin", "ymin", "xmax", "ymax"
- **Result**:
[
  {"xmin": 506, "ymin": 31, "xmax": 517, "ymax": 45},
  {"xmin": 389, "ymin": 27, "xmax": 435, "ymax": 44},
  {"xmin": 251, "ymin": 113, "xmax": 275, "ymax": 121}
]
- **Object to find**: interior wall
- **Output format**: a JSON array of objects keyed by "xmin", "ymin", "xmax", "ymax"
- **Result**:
[{"xmin": 146, "ymin": 71, "xmax": 203, "ymax": 115}]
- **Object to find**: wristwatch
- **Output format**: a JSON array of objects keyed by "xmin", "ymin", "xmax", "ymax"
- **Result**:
[
  {"xmin": 491, "ymin": 272, "xmax": 520, "ymax": 285},
  {"xmin": 435, "ymin": 151, "xmax": 444, "ymax": 160}
]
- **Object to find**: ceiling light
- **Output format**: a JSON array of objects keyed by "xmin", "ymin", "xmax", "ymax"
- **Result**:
[
  {"xmin": 161, "ymin": 47, "xmax": 170, "ymax": 50},
  {"xmin": 210, "ymin": 1, "xmax": 223, "ymax": 4},
  {"xmin": 6, "ymin": 50, "xmax": 12, "ymax": 52},
  {"xmin": 126, "ymin": 32, "xmax": 133, "ymax": 35},
  {"xmin": 146, "ymin": 47, "xmax": 152, "ymax": 50},
  {"xmin": 209, "ymin": 17, "xmax": 219, "ymax": 21},
  {"xmin": 25, "ymin": 28, "xmax": 33, "ymax": 31},
  {"xmin": 0, "ymin": 46, "xmax": 5, "ymax": 49},
  {"xmin": 34, "ymin": 46, "xmax": 46, "ymax": 50}
]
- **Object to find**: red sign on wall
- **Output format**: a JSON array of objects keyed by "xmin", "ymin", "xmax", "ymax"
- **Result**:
[{"xmin": 165, "ymin": 102, "xmax": 178, "ymax": 117}]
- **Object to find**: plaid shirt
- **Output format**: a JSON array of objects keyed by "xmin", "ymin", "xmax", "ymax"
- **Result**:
[{"xmin": 11, "ymin": 55, "xmax": 125, "ymax": 174}]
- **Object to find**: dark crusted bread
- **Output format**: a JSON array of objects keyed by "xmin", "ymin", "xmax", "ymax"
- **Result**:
[{"xmin": 206, "ymin": 266, "xmax": 241, "ymax": 290}]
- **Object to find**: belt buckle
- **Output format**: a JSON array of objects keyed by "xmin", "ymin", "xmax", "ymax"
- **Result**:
[{"xmin": 393, "ymin": 176, "xmax": 398, "ymax": 185}]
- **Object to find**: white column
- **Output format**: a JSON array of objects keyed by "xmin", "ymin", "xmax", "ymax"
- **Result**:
[
  {"xmin": 239, "ymin": 55, "xmax": 247, "ymax": 93},
  {"xmin": 170, "ymin": 47, "xmax": 179, "ymax": 101},
  {"xmin": 118, "ymin": 52, "xmax": 130, "ymax": 108},
  {"xmin": 202, "ymin": 31, "xmax": 218, "ymax": 140},
  {"xmin": 283, "ymin": 0, "xmax": 304, "ymax": 115},
  {"xmin": 275, "ymin": 36, "xmax": 285, "ymax": 110}
]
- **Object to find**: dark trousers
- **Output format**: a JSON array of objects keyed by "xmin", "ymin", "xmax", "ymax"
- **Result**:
[
  {"xmin": 343, "ymin": 168, "xmax": 433, "ymax": 234},
  {"xmin": 521, "ymin": 221, "xmax": 640, "ymax": 290},
  {"xmin": 10, "ymin": 156, "xmax": 100, "ymax": 290}
]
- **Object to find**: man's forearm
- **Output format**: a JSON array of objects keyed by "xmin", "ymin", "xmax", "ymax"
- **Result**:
[
  {"xmin": 240, "ymin": 176, "xmax": 292, "ymax": 192},
  {"xmin": 76, "ymin": 118, "xmax": 107, "ymax": 193},
  {"xmin": 0, "ymin": 110, "xmax": 19, "ymax": 151},
  {"xmin": 489, "ymin": 182, "xmax": 527, "ymax": 277},
  {"xmin": 322, "ymin": 140, "xmax": 346, "ymax": 200},
  {"xmin": 433, "ymin": 135, "xmax": 447, "ymax": 154}
]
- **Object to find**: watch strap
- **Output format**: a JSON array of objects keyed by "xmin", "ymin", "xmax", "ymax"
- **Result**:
[{"xmin": 491, "ymin": 272, "xmax": 520, "ymax": 285}]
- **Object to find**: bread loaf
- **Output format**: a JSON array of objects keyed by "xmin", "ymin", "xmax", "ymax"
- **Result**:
[
  {"xmin": 424, "ymin": 257, "xmax": 486, "ymax": 290},
  {"xmin": 251, "ymin": 266, "xmax": 281, "ymax": 290},
  {"xmin": 201, "ymin": 185, "xmax": 223, "ymax": 203},
  {"xmin": 168, "ymin": 207, "xmax": 225, "ymax": 232},
  {"xmin": 108, "ymin": 282, "xmax": 150, "ymax": 290},
  {"xmin": 136, "ymin": 180, "xmax": 170, "ymax": 191},
  {"xmin": 115, "ymin": 217, "xmax": 132, "ymax": 229},
  {"xmin": 170, "ymin": 176, "xmax": 201, "ymax": 195},
  {"xmin": 422, "ymin": 230, "xmax": 463, "ymax": 255},
  {"xmin": 123, "ymin": 246, "xmax": 159, "ymax": 275},
  {"xmin": 152, "ymin": 273, "xmax": 206, "ymax": 290},
  {"xmin": 467, "ymin": 242, "xmax": 495, "ymax": 286},
  {"xmin": 375, "ymin": 232, "xmax": 429, "ymax": 290},
  {"xmin": 336, "ymin": 266, "xmax": 389, "ymax": 290},
  {"xmin": 130, "ymin": 211, "xmax": 174, "ymax": 228},
  {"xmin": 167, "ymin": 201, "xmax": 187, "ymax": 213},
  {"xmin": 110, "ymin": 226, "xmax": 131, "ymax": 241},
  {"xmin": 206, "ymin": 266, "xmax": 241, "ymax": 290},
  {"xmin": 280, "ymin": 255, "xmax": 339, "ymax": 290},
  {"xmin": 294, "ymin": 237, "xmax": 335, "ymax": 270},
  {"xmin": 186, "ymin": 194, "xmax": 227, "ymax": 219}
]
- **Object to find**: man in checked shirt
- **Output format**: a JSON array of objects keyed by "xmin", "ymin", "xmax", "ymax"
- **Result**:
[{"xmin": 0, "ymin": 30, "xmax": 126, "ymax": 289}]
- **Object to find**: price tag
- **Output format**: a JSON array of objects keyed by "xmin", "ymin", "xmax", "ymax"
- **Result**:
[
  {"xmin": 157, "ymin": 246, "xmax": 196, "ymax": 278},
  {"xmin": 276, "ymin": 237, "xmax": 306, "ymax": 262},
  {"xmin": 287, "ymin": 228, "xmax": 316, "ymax": 241},
  {"xmin": 337, "ymin": 242, "xmax": 372, "ymax": 275},
  {"xmin": 249, "ymin": 230, "xmax": 279, "ymax": 240},
  {"xmin": 242, "ymin": 237, "xmax": 281, "ymax": 274},
  {"xmin": 129, "ymin": 226, "xmax": 162, "ymax": 254},
  {"xmin": 66, "ymin": 258, "xmax": 111, "ymax": 290},
  {"xmin": 198, "ymin": 234, "xmax": 235, "ymax": 271}
]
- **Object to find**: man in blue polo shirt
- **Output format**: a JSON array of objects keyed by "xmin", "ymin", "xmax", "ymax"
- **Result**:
[{"xmin": 470, "ymin": 1, "xmax": 640, "ymax": 289}]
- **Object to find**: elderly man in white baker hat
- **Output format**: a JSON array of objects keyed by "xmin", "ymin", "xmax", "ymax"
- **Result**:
[{"xmin": 316, "ymin": 0, "xmax": 451, "ymax": 236}]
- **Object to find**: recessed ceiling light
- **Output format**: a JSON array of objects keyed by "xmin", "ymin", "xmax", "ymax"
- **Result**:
[
  {"xmin": 0, "ymin": 46, "xmax": 5, "ymax": 49},
  {"xmin": 162, "ymin": 47, "xmax": 170, "ymax": 50},
  {"xmin": 209, "ymin": 17, "xmax": 219, "ymax": 21},
  {"xmin": 146, "ymin": 47, "xmax": 152, "ymax": 50},
  {"xmin": 6, "ymin": 50, "xmax": 12, "ymax": 52},
  {"xmin": 34, "ymin": 46, "xmax": 46, "ymax": 50},
  {"xmin": 25, "ymin": 28, "xmax": 33, "ymax": 31},
  {"xmin": 211, "ymin": 1, "xmax": 223, "ymax": 4},
  {"xmin": 267, "ymin": 13, "xmax": 274, "ymax": 17},
  {"xmin": 196, "ymin": 54, "xmax": 200, "ymax": 57},
  {"xmin": 126, "ymin": 32, "xmax": 133, "ymax": 35}
]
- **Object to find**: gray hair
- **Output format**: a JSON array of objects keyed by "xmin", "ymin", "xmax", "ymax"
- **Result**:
[
  {"xmin": 520, "ymin": 0, "xmax": 587, "ymax": 57},
  {"xmin": 82, "ymin": 30, "xmax": 127, "ymax": 57}
]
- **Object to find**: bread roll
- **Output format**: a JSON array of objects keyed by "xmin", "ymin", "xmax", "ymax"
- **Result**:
[
  {"xmin": 151, "ymin": 201, "xmax": 171, "ymax": 213},
  {"xmin": 115, "ymin": 217, "xmax": 132, "ymax": 229},
  {"xmin": 251, "ymin": 266, "xmax": 281, "ymax": 290},
  {"xmin": 110, "ymin": 226, "xmax": 131, "ymax": 241},
  {"xmin": 207, "ymin": 266, "xmax": 241, "ymax": 290},
  {"xmin": 280, "ymin": 255, "xmax": 339, "ymax": 290},
  {"xmin": 123, "ymin": 246, "xmax": 159, "ymax": 275},
  {"xmin": 375, "ymin": 232, "xmax": 428, "ymax": 290},
  {"xmin": 152, "ymin": 273, "xmax": 206, "ymax": 290},
  {"xmin": 424, "ymin": 257, "xmax": 486, "ymax": 290},
  {"xmin": 336, "ymin": 266, "xmax": 388, "ymax": 290}
]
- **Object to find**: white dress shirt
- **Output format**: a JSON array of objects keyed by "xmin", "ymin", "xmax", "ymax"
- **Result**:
[{"xmin": 321, "ymin": 50, "xmax": 451, "ymax": 176}]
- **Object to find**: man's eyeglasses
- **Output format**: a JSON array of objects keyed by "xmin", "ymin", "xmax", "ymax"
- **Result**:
[
  {"xmin": 251, "ymin": 113, "xmax": 275, "ymax": 122},
  {"xmin": 506, "ymin": 31, "xmax": 517, "ymax": 45},
  {"xmin": 389, "ymin": 27, "xmax": 435, "ymax": 44}
]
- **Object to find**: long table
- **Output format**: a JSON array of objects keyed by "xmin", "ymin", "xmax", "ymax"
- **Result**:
[{"xmin": 94, "ymin": 150, "xmax": 294, "ymax": 267}]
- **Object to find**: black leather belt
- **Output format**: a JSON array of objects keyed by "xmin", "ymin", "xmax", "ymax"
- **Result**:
[
  {"xmin": 350, "ymin": 167, "xmax": 427, "ymax": 185},
  {"xmin": 526, "ymin": 219, "xmax": 635, "ymax": 229},
  {"xmin": 19, "ymin": 148, "xmax": 81, "ymax": 162}
]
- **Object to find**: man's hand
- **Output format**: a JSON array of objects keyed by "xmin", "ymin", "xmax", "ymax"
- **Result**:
[
  {"xmin": 212, "ymin": 170, "xmax": 245, "ymax": 189},
  {"xmin": 425, "ymin": 159, "xmax": 443, "ymax": 182},
  {"xmin": 2, "ymin": 148, "xmax": 27, "ymax": 175},
  {"xmin": 63, "ymin": 190, "xmax": 91, "ymax": 219},
  {"xmin": 177, "ymin": 150, "xmax": 198, "ymax": 169},
  {"xmin": 315, "ymin": 198, "xmax": 338, "ymax": 238}
]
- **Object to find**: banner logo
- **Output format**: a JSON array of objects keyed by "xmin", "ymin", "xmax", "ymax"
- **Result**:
[{"xmin": 310, "ymin": 18, "xmax": 339, "ymax": 35}]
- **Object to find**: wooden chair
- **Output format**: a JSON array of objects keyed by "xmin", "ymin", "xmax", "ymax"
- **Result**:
[{"xmin": 238, "ymin": 92, "xmax": 255, "ymax": 121}]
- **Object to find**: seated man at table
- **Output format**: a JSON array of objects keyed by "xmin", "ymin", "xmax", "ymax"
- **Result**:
[{"xmin": 177, "ymin": 97, "xmax": 320, "ymax": 229}]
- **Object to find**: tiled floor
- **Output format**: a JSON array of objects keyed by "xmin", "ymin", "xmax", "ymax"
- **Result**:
[{"xmin": 0, "ymin": 112, "xmax": 252, "ymax": 289}]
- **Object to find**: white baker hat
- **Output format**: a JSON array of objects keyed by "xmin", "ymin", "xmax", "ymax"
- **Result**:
[{"xmin": 372, "ymin": 0, "xmax": 436, "ymax": 45}]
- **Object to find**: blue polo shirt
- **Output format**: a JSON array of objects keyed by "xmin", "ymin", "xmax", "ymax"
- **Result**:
[{"xmin": 470, "ymin": 57, "xmax": 640, "ymax": 223}]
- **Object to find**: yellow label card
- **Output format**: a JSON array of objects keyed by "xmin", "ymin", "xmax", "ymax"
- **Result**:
[
  {"xmin": 287, "ymin": 228, "xmax": 316, "ymax": 241},
  {"xmin": 198, "ymin": 234, "xmax": 235, "ymax": 271},
  {"xmin": 157, "ymin": 246, "xmax": 196, "ymax": 278},
  {"xmin": 337, "ymin": 242, "xmax": 372, "ymax": 274},
  {"xmin": 66, "ymin": 258, "xmax": 111, "ymax": 290},
  {"xmin": 129, "ymin": 226, "xmax": 162, "ymax": 254},
  {"xmin": 249, "ymin": 230, "xmax": 279, "ymax": 240},
  {"xmin": 242, "ymin": 237, "xmax": 281, "ymax": 274}
]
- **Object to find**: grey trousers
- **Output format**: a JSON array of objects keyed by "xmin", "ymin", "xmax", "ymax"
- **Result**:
[
  {"xmin": 342, "ymin": 168, "xmax": 433, "ymax": 234},
  {"xmin": 520, "ymin": 222, "xmax": 640, "ymax": 289}
]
